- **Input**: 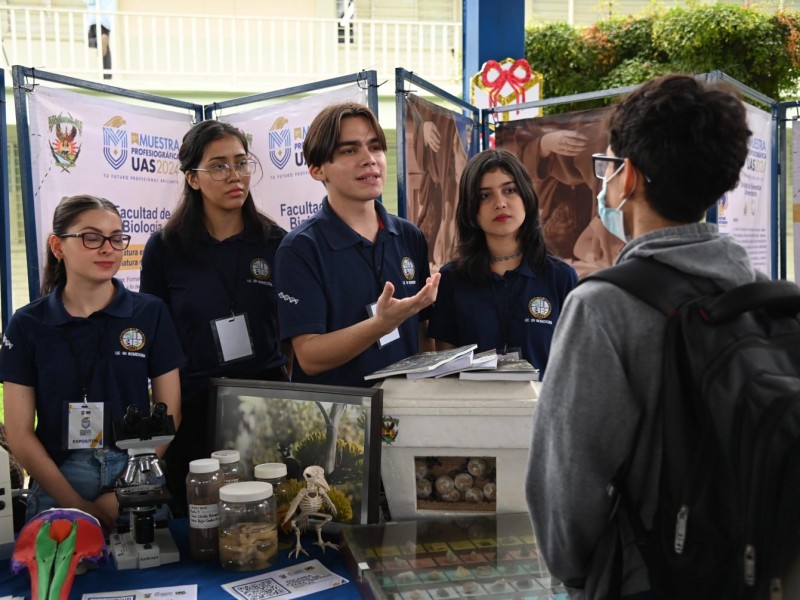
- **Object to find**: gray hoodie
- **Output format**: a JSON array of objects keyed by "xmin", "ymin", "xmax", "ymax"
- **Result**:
[{"xmin": 525, "ymin": 223, "xmax": 759, "ymax": 598}]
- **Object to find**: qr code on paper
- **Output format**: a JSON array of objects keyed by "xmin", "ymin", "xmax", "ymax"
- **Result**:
[{"xmin": 231, "ymin": 577, "xmax": 290, "ymax": 599}]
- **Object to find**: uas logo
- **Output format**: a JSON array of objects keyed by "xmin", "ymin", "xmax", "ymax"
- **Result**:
[
  {"xmin": 268, "ymin": 116, "xmax": 292, "ymax": 170},
  {"xmin": 47, "ymin": 114, "xmax": 83, "ymax": 171},
  {"xmin": 103, "ymin": 116, "xmax": 128, "ymax": 170}
]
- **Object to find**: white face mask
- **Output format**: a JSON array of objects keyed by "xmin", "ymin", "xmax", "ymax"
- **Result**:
[{"xmin": 597, "ymin": 163, "xmax": 628, "ymax": 242}]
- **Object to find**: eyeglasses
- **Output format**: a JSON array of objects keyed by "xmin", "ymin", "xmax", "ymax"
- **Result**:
[
  {"xmin": 591, "ymin": 154, "xmax": 625, "ymax": 180},
  {"xmin": 59, "ymin": 232, "xmax": 131, "ymax": 250},
  {"xmin": 192, "ymin": 159, "xmax": 257, "ymax": 181},
  {"xmin": 591, "ymin": 153, "xmax": 653, "ymax": 183}
]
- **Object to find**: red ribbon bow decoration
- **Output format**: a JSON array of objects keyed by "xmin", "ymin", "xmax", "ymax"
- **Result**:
[{"xmin": 480, "ymin": 58, "xmax": 533, "ymax": 108}]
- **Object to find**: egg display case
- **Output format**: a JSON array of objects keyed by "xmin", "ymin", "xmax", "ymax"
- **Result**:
[{"xmin": 378, "ymin": 378, "xmax": 539, "ymax": 520}]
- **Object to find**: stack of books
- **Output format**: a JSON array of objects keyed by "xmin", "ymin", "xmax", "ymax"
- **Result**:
[
  {"xmin": 458, "ymin": 356, "xmax": 540, "ymax": 381},
  {"xmin": 363, "ymin": 346, "xmax": 539, "ymax": 382}
]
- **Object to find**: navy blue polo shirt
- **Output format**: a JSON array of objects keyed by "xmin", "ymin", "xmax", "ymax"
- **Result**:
[
  {"xmin": 140, "ymin": 227, "xmax": 287, "ymax": 397},
  {"xmin": 427, "ymin": 255, "xmax": 578, "ymax": 376},
  {"xmin": 0, "ymin": 281, "xmax": 185, "ymax": 465},
  {"xmin": 275, "ymin": 198, "xmax": 431, "ymax": 387}
]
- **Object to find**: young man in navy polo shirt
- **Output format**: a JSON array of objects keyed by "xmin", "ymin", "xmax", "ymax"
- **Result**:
[{"xmin": 275, "ymin": 102, "xmax": 440, "ymax": 387}]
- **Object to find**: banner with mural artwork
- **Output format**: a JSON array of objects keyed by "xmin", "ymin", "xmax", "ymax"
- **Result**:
[
  {"xmin": 496, "ymin": 108, "xmax": 622, "ymax": 278},
  {"xmin": 220, "ymin": 84, "xmax": 366, "ymax": 232},
  {"xmin": 716, "ymin": 103, "xmax": 773, "ymax": 277},
  {"xmin": 27, "ymin": 86, "xmax": 194, "ymax": 291},
  {"xmin": 404, "ymin": 94, "xmax": 473, "ymax": 272}
]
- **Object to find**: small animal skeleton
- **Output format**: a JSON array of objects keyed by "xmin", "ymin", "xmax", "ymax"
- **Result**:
[{"xmin": 282, "ymin": 465, "xmax": 339, "ymax": 558}]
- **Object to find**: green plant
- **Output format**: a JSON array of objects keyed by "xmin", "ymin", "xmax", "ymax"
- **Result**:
[
  {"xmin": 293, "ymin": 430, "xmax": 364, "ymax": 484},
  {"xmin": 524, "ymin": 3, "xmax": 800, "ymax": 114}
]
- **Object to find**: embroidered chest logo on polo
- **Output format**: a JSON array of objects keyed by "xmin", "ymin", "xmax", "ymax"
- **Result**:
[
  {"xmin": 401, "ymin": 257, "xmax": 416, "ymax": 281},
  {"xmin": 528, "ymin": 297, "xmax": 552, "ymax": 319},
  {"xmin": 120, "ymin": 328, "xmax": 146, "ymax": 352},
  {"xmin": 250, "ymin": 258, "xmax": 272, "ymax": 281}
]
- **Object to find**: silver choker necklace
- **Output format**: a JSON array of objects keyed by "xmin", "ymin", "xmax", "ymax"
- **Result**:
[{"xmin": 490, "ymin": 250, "xmax": 522, "ymax": 262}]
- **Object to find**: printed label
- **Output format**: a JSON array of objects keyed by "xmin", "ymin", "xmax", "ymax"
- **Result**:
[{"xmin": 189, "ymin": 503, "xmax": 220, "ymax": 529}]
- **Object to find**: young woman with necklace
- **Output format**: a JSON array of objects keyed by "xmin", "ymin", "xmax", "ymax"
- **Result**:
[{"xmin": 427, "ymin": 149, "xmax": 578, "ymax": 376}]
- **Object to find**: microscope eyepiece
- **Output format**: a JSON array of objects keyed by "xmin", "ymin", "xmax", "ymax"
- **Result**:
[
  {"xmin": 123, "ymin": 405, "xmax": 141, "ymax": 428},
  {"xmin": 151, "ymin": 402, "xmax": 168, "ymax": 422}
]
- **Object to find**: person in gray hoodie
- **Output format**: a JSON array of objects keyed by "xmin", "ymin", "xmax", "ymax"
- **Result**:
[{"xmin": 525, "ymin": 73, "xmax": 754, "ymax": 599}]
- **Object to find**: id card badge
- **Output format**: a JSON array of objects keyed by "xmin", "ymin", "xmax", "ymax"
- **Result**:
[
  {"xmin": 211, "ymin": 313, "xmax": 255, "ymax": 365},
  {"xmin": 498, "ymin": 347, "xmax": 521, "ymax": 360},
  {"xmin": 66, "ymin": 402, "xmax": 104, "ymax": 450},
  {"xmin": 367, "ymin": 302, "xmax": 400, "ymax": 349}
]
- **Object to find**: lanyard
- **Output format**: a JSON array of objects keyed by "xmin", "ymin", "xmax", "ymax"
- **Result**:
[
  {"xmin": 490, "ymin": 271, "xmax": 524, "ymax": 354},
  {"xmin": 62, "ymin": 319, "xmax": 109, "ymax": 404},
  {"xmin": 207, "ymin": 241, "xmax": 244, "ymax": 316}
]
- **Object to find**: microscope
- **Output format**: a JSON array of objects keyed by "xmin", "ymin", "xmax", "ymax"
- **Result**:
[{"xmin": 109, "ymin": 402, "xmax": 180, "ymax": 569}]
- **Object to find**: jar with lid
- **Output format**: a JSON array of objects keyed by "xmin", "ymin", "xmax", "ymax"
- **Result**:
[
  {"xmin": 187, "ymin": 458, "xmax": 224, "ymax": 561},
  {"xmin": 254, "ymin": 463, "xmax": 293, "ymax": 548},
  {"xmin": 218, "ymin": 481, "xmax": 278, "ymax": 571},
  {"xmin": 211, "ymin": 449, "xmax": 245, "ymax": 483}
]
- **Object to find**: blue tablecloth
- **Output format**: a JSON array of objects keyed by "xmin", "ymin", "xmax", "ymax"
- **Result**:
[{"xmin": 0, "ymin": 519, "xmax": 363, "ymax": 599}]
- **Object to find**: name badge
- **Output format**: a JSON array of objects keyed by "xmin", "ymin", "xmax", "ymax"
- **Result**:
[
  {"xmin": 211, "ymin": 313, "xmax": 255, "ymax": 364},
  {"xmin": 367, "ymin": 302, "xmax": 400, "ymax": 349},
  {"xmin": 67, "ymin": 402, "xmax": 104, "ymax": 450}
]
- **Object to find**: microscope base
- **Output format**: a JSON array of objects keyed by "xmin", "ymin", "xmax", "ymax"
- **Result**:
[{"xmin": 110, "ymin": 527, "xmax": 180, "ymax": 569}]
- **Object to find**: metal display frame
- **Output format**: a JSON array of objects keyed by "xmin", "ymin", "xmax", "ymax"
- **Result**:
[
  {"xmin": 11, "ymin": 66, "xmax": 204, "ymax": 302},
  {"xmin": 483, "ymin": 70, "xmax": 784, "ymax": 279},
  {"xmin": 0, "ymin": 69, "xmax": 11, "ymax": 330},
  {"xmin": 395, "ymin": 67, "xmax": 480, "ymax": 220}
]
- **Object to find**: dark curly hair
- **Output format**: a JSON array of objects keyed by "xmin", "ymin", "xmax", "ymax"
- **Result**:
[{"xmin": 608, "ymin": 74, "xmax": 751, "ymax": 223}]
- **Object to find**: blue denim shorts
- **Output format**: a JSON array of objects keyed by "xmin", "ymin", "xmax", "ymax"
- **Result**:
[{"xmin": 27, "ymin": 448, "xmax": 171, "ymax": 526}]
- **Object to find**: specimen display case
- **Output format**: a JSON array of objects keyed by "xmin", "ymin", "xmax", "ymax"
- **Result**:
[
  {"xmin": 208, "ymin": 378, "xmax": 383, "ymax": 525},
  {"xmin": 340, "ymin": 512, "xmax": 567, "ymax": 599}
]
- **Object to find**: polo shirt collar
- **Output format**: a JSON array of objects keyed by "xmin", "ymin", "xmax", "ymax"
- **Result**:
[
  {"xmin": 200, "ymin": 228, "xmax": 250, "ymax": 245},
  {"xmin": 490, "ymin": 257, "xmax": 537, "ymax": 280},
  {"xmin": 44, "ymin": 279, "xmax": 132, "ymax": 326},
  {"xmin": 317, "ymin": 197, "xmax": 399, "ymax": 251}
]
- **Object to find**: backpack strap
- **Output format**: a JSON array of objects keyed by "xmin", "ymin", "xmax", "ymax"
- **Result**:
[
  {"xmin": 701, "ymin": 280, "xmax": 800, "ymax": 323},
  {"xmin": 585, "ymin": 257, "xmax": 719, "ymax": 315}
]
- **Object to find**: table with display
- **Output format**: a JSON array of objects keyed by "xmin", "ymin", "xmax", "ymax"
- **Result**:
[{"xmin": 0, "ymin": 519, "xmax": 361, "ymax": 599}]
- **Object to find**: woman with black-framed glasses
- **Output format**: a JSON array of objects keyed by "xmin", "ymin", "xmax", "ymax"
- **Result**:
[
  {"xmin": 140, "ymin": 120, "xmax": 289, "ymax": 516},
  {"xmin": 0, "ymin": 194, "xmax": 184, "ymax": 530}
]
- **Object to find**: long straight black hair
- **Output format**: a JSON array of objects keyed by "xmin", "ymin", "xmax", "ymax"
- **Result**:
[
  {"xmin": 162, "ymin": 120, "xmax": 281, "ymax": 260},
  {"xmin": 454, "ymin": 149, "xmax": 551, "ymax": 284},
  {"xmin": 41, "ymin": 195, "xmax": 121, "ymax": 295}
]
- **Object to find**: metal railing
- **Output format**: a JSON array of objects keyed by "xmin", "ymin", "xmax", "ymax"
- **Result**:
[{"xmin": 0, "ymin": 6, "xmax": 463, "ymax": 94}]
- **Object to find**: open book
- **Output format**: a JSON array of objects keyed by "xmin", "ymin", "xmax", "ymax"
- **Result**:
[{"xmin": 363, "ymin": 344, "xmax": 477, "ymax": 381}]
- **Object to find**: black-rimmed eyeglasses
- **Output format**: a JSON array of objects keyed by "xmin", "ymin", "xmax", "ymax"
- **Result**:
[
  {"xmin": 591, "ymin": 154, "xmax": 625, "ymax": 180},
  {"xmin": 59, "ymin": 232, "xmax": 131, "ymax": 250},
  {"xmin": 192, "ymin": 159, "xmax": 257, "ymax": 181},
  {"xmin": 592, "ymin": 153, "xmax": 653, "ymax": 183}
]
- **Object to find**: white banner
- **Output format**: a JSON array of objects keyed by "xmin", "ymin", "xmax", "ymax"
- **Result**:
[
  {"xmin": 27, "ymin": 86, "xmax": 194, "ymax": 291},
  {"xmin": 716, "ymin": 103, "xmax": 773, "ymax": 277},
  {"xmin": 220, "ymin": 84, "xmax": 367, "ymax": 231}
]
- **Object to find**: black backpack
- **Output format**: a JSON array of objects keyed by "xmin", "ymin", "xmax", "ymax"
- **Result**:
[{"xmin": 586, "ymin": 257, "xmax": 800, "ymax": 600}]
